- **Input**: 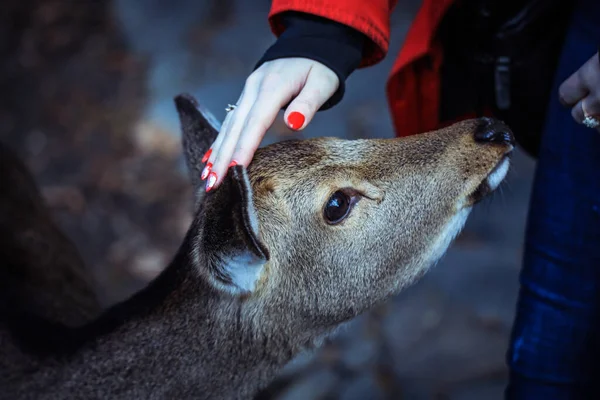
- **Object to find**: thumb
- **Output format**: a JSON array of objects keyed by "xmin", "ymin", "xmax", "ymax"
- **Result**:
[{"xmin": 284, "ymin": 68, "xmax": 339, "ymax": 131}]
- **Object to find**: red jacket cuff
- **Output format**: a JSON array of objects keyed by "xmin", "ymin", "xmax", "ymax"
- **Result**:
[{"xmin": 267, "ymin": 0, "xmax": 396, "ymax": 67}]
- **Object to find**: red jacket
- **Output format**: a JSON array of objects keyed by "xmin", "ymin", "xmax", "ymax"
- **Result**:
[{"xmin": 268, "ymin": 0, "xmax": 457, "ymax": 137}]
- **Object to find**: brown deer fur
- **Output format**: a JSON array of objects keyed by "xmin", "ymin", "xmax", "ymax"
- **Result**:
[{"xmin": 0, "ymin": 94, "xmax": 513, "ymax": 399}]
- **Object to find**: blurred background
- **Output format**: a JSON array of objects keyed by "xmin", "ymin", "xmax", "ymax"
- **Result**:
[{"xmin": 0, "ymin": 0, "xmax": 537, "ymax": 398}]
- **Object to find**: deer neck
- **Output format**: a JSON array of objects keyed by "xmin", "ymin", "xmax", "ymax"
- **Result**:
[{"xmin": 30, "ymin": 233, "xmax": 308, "ymax": 398}]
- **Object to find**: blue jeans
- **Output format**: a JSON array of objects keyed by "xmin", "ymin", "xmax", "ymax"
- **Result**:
[{"xmin": 506, "ymin": 0, "xmax": 600, "ymax": 398}]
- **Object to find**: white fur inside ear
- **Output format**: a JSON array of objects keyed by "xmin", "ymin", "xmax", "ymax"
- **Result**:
[
  {"xmin": 213, "ymin": 168, "xmax": 265, "ymax": 294},
  {"xmin": 221, "ymin": 252, "xmax": 265, "ymax": 293}
]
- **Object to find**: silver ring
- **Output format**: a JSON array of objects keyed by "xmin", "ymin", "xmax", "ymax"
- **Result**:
[
  {"xmin": 582, "ymin": 114, "xmax": 600, "ymax": 129},
  {"xmin": 225, "ymin": 104, "xmax": 237, "ymax": 112}
]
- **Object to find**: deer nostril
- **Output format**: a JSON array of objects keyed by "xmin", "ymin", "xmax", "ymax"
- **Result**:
[{"xmin": 474, "ymin": 117, "xmax": 515, "ymax": 146}]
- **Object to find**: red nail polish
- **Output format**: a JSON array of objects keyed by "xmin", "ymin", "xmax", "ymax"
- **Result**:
[
  {"xmin": 228, "ymin": 160, "xmax": 237, "ymax": 168},
  {"xmin": 287, "ymin": 112, "xmax": 305, "ymax": 130},
  {"xmin": 201, "ymin": 162, "xmax": 212, "ymax": 180},
  {"xmin": 201, "ymin": 148, "xmax": 212, "ymax": 163},
  {"xmin": 206, "ymin": 172, "xmax": 217, "ymax": 192}
]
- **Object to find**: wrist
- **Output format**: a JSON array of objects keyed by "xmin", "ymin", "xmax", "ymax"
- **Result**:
[{"xmin": 255, "ymin": 11, "xmax": 365, "ymax": 110}]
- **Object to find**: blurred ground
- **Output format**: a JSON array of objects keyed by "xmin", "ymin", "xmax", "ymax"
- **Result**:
[{"xmin": 0, "ymin": 0, "xmax": 537, "ymax": 398}]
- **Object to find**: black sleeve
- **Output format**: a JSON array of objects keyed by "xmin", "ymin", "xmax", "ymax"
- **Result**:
[{"xmin": 254, "ymin": 11, "xmax": 366, "ymax": 111}]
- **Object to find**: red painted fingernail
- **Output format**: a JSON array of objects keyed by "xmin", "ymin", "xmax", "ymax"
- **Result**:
[
  {"xmin": 228, "ymin": 160, "xmax": 237, "ymax": 168},
  {"xmin": 201, "ymin": 148, "xmax": 212, "ymax": 163},
  {"xmin": 205, "ymin": 172, "xmax": 217, "ymax": 192},
  {"xmin": 287, "ymin": 112, "xmax": 305, "ymax": 130},
  {"xmin": 201, "ymin": 163, "xmax": 212, "ymax": 180}
]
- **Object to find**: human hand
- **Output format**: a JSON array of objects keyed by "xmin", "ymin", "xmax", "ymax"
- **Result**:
[
  {"xmin": 558, "ymin": 52, "xmax": 600, "ymax": 132},
  {"xmin": 200, "ymin": 57, "xmax": 339, "ymax": 191}
]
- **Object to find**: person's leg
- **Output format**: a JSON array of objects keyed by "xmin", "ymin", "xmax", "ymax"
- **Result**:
[{"xmin": 506, "ymin": 0, "xmax": 600, "ymax": 398}]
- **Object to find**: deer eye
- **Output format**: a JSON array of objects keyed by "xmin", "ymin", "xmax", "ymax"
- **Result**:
[{"xmin": 323, "ymin": 190, "xmax": 355, "ymax": 224}]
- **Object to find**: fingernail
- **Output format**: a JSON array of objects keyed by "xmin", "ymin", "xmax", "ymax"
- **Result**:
[
  {"xmin": 287, "ymin": 112, "xmax": 305, "ymax": 130},
  {"xmin": 201, "ymin": 148, "xmax": 212, "ymax": 163},
  {"xmin": 201, "ymin": 163, "xmax": 212, "ymax": 180},
  {"xmin": 206, "ymin": 172, "xmax": 217, "ymax": 192},
  {"xmin": 228, "ymin": 160, "xmax": 237, "ymax": 168}
]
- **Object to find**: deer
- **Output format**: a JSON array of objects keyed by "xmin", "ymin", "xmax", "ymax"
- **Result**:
[{"xmin": 0, "ymin": 93, "xmax": 514, "ymax": 399}]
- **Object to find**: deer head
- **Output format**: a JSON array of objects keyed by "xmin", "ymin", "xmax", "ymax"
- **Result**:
[{"xmin": 177, "ymin": 93, "xmax": 513, "ymax": 331}]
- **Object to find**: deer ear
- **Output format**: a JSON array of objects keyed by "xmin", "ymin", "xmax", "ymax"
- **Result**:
[
  {"xmin": 201, "ymin": 165, "xmax": 269, "ymax": 294},
  {"xmin": 174, "ymin": 93, "xmax": 220, "ymax": 202}
]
